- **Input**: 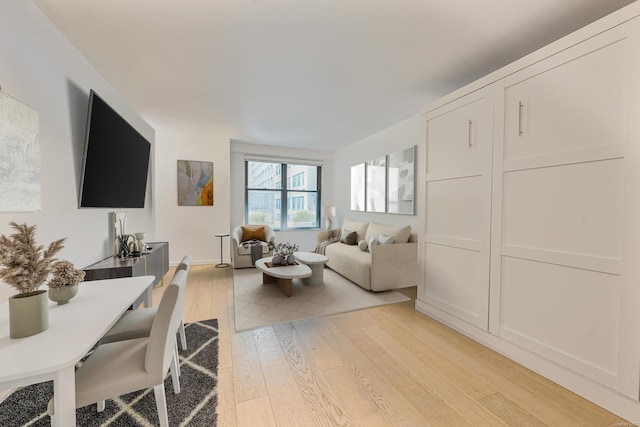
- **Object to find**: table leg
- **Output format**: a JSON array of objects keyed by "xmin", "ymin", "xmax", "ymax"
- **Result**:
[
  {"xmin": 262, "ymin": 273, "xmax": 292, "ymax": 297},
  {"xmin": 53, "ymin": 365, "xmax": 76, "ymax": 427},
  {"xmin": 143, "ymin": 284, "xmax": 153, "ymax": 308}
]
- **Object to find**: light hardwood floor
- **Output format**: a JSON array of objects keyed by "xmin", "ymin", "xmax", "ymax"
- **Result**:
[{"xmin": 154, "ymin": 264, "xmax": 629, "ymax": 427}]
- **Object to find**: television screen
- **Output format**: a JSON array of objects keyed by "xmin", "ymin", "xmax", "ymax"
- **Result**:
[{"xmin": 79, "ymin": 90, "xmax": 151, "ymax": 208}]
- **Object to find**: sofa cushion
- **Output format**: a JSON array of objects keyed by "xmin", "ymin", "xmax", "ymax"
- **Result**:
[
  {"xmin": 241, "ymin": 225, "xmax": 265, "ymax": 242},
  {"xmin": 325, "ymin": 243, "xmax": 372, "ymax": 290},
  {"xmin": 341, "ymin": 230, "xmax": 358, "ymax": 245},
  {"xmin": 365, "ymin": 222, "xmax": 411, "ymax": 244},
  {"xmin": 342, "ymin": 220, "xmax": 369, "ymax": 242}
]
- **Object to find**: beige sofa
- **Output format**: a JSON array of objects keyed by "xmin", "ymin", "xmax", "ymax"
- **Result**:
[{"xmin": 316, "ymin": 220, "xmax": 417, "ymax": 291}]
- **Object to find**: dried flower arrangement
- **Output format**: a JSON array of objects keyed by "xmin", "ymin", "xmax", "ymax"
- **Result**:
[
  {"xmin": 272, "ymin": 242, "xmax": 299, "ymax": 257},
  {"xmin": 0, "ymin": 222, "xmax": 66, "ymax": 295},
  {"xmin": 48, "ymin": 260, "xmax": 85, "ymax": 289}
]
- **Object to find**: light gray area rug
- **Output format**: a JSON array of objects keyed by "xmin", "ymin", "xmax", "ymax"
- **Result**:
[{"xmin": 233, "ymin": 267, "xmax": 411, "ymax": 331}]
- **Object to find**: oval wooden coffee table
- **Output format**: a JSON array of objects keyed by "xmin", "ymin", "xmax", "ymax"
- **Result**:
[{"xmin": 255, "ymin": 257, "xmax": 312, "ymax": 297}]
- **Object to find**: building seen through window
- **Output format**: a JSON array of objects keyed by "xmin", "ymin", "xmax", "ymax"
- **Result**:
[{"xmin": 245, "ymin": 160, "xmax": 320, "ymax": 229}]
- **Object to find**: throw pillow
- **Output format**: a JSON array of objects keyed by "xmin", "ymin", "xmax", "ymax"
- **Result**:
[
  {"xmin": 364, "ymin": 222, "xmax": 411, "ymax": 244},
  {"xmin": 358, "ymin": 240, "xmax": 368, "ymax": 251},
  {"xmin": 341, "ymin": 230, "xmax": 358, "ymax": 245},
  {"xmin": 241, "ymin": 225, "xmax": 265, "ymax": 242},
  {"xmin": 378, "ymin": 235, "xmax": 394, "ymax": 245},
  {"xmin": 341, "ymin": 220, "xmax": 369, "ymax": 242},
  {"xmin": 367, "ymin": 235, "xmax": 379, "ymax": 251}
]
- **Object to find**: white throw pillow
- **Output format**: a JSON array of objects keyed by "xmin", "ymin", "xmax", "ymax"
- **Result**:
[
  {"xmin": 358, "ymin": 240, "xmax": 368, "ymax": 251},
  {"xmin": 367, "ymin": 235, "xmax": 379, "ymax": 251},
  {"xmin": 378, "ymin": 235, "xmax": 394, "ymax": 245}
]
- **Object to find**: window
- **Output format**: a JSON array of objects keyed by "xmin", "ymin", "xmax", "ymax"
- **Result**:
[{"xmin": 245, "ymin": 160, "xmax": 321, "ymax": 230}]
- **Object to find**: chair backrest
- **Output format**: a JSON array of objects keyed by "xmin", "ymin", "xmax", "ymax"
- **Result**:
[
  {"xmin": 174, "ymin": 255, "xmax": 192, "ymax": 276},
  {"xmin": 145, "ymin": 269, "xmax": 188, "ymax": 380}
]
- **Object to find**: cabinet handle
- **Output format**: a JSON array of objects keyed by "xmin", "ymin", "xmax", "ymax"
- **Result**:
[
  {"xmin": 468, "ymin": 119, "xmax": 473, "ymax": 148},
  {"xmin": 518, "ymin": 101, "xmax": 525, "ymax": 136}
]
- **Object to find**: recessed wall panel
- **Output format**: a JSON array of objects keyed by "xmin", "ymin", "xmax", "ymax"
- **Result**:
[
  {"xmin": 426, "ymin": 177, "xmax": 483, "ymax": 242},
  {"xmin": 503, "ymin": 159, "xmax": 623, "ymax": 260},
  {"xmin": 500, "ymin": 257, "xmax": 620, "ymax": 382}
]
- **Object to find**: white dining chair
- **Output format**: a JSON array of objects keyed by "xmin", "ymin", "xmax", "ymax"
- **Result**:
[
  {"xmin": 48, "ymin": 269, "xmax": 188, "ymax": 427},
  {"xmin": 100, "ymin": 255, "xmax": 192, "ymax": 351}
]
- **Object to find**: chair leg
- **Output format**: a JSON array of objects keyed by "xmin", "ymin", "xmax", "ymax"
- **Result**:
[
  {"xmin": 97, "ymin": 400, "xmax": 106, "ymax": 412},
  {"xmin": 174, "ymin": 339, "xmax": 181, "ymax": 377},
  {"xmin": 170, "ymin": 352, "xmax": 181, "ymax": 394},
  {"xmin": 154, "ymin": 384, "xmax": 169, "ymax": 427},
  {"xmin": 179, "ymin": 320, "xmax": 187, "ymax": 350}
]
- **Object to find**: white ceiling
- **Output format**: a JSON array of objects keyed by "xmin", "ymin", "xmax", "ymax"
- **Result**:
[{"xmin": 34, "ymin": 0, "xmax": 635, "ymax": 151}]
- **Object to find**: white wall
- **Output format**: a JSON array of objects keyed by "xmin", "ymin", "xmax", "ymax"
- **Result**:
[
  {"xmin": 333, "ymin": 115, "xmax": 423, "ymax": 231},
  {"xmin": 153, "ymin": 124, "xmax": 231, "ymax": 265},
  {"xmin": 0, "ymin": 2, "xmax": 155, "ymax": 301},
  {"xmin": 230, "ymin": 140, "xmax": 334, "ymax": 252}
]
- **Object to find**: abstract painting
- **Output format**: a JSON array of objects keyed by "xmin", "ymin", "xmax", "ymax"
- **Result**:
[
  {"xmin": 0, "ymin": 91, "xmax": 41, "ymax": 212},
  {"xmin": 387, "ymin": 146, "xmax": 415, "ymax": 215},
  {"xmin": 177, "ymin": 160, "xmax": 214, "ymax": 206},
  {"xmin": 366, "ymin": 156, "xmax": 386, "ymax": 213},
  {"xmin": 350, "ymin": 163, "xmax": 365, "ymax": 211}
]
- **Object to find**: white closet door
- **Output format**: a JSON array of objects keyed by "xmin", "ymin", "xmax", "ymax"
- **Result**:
[
  {"xmin": 494, "ymin": 23, "xmax": 640, "ymax": 397},
  {"xmin": 423, "ymin": 84, "xmax": 495, "ymax": 330}
]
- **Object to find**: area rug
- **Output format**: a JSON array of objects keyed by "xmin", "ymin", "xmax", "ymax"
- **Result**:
[
  {"xmin": 233, "ymin": 267, "xmax": 411, "ymax": 331},
  {"xmin": 0, "ymin": 319, "xmax": 219, "ymax": 427}
]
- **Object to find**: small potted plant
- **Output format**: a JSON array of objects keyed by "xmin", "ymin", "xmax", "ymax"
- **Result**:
[
  {"xmin": 47, "ymin": 260, "xmax": 85, "ymax": 305},
  {"xmin": 0, "ymin": 222, "xmax": 65, "ymax": 338}
]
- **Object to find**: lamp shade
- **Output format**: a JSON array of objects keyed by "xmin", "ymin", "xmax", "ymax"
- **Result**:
[{"xmin": 323, "ymin": 206, "xmax": 336, "ymax": 216}]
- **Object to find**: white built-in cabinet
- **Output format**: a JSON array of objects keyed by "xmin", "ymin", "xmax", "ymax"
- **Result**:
[
  {"xmin": 417, "ymin": 5, "xmax": 640, "ymax": 420},
  {"xmin": 423, "ymin": 84, "xmax": 495, "ymax": 331}
]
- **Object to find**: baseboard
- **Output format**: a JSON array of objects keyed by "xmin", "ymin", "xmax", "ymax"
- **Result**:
[
  {"xmin": 415, "ymin": 299, "xmax": 640, "ymax": 424},
  {"xmin": 169, "ymin": 259, "xmax": 229, "ymax": 266},
  {"xmin": 0, "ymin": 388, "xmax": 13, "ymax": 403}
]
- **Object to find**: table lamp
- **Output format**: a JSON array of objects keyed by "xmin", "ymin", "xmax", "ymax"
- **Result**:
[{"xmin": 323, "ymin": 206, "xmax": 336, "ymax": 230}]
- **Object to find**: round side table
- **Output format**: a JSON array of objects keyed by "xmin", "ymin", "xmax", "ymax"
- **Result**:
[{"xmin": 214, "ymin": 233, "xmax": 230, "ymax": 268}]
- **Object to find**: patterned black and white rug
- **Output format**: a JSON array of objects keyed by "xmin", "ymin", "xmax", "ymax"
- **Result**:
[{"xmin": 0, "ymin": 319, "xmax": 219, "ymax": 427}]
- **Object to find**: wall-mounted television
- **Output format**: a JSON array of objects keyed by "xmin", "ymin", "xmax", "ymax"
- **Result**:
[{"xmin": 79, "ymin": 90, "xmax": 151, "ymax": 208}]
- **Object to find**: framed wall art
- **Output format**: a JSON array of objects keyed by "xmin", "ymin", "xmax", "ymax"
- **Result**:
[
  {"xmin": 177, "ymin": 160, "xmax": 214, "ymax": 206},
  {"xmin": 387, "ymin": 146, "xmax": 415, "ymax": 215},
  {"xmin": 366, "ymin": 156, "xmax": 386, "ymax": 213},
  {"xmin": 0, "ymin": 91, "xmax": 41, "ymax": 212},
  {"xmin": 350, "ymin": 163, "xmax": 365, "ymax": 211}
]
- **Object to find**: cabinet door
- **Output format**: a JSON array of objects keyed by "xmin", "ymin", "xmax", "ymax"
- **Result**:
[
  {"xmin": 422, "ymin": 83, "xmax": 496, "ymax": 330},
  {"xmin": 495, "ymin": 23, "xmax": 640, "ymax": 398}
]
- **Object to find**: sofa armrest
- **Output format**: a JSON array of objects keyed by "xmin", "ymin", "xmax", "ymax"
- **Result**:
[
  {"xmin": 317, "ymin": 230, "xmax": 330, "ymax": 242},
  {"xmin": 231, "ymin": 227, "xmax": 243, "ymax": 245},
  {"xmin": 264, "ymin": 227, "xmax": 276, "ymax": 243},
  {"xmin": 317, "ymin": 228, "xmax": 340, "ymax": 242},
  {"xmin": 370, "ymin": 242, "xmax": 417, "ymax": 291}
]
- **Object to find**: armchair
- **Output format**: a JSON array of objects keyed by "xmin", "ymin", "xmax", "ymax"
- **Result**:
[{"xmin": 231, "ymin": 225, "xmax": 276, "ymax": 268}]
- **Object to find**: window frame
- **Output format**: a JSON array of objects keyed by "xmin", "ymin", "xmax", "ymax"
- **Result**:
[{"xmin": 245, "ymin": 160, "xmax": 322, "ymax": 230}]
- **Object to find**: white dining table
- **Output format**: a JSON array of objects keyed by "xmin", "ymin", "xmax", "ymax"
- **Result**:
[{"xmin": 0, "ymin": 275, "xmax": 155, "ymax": 427}]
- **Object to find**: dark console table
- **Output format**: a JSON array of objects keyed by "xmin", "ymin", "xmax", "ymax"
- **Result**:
[{"xmin": 83, "ymin": 242, "xmax": 169, "ymax": 288}]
